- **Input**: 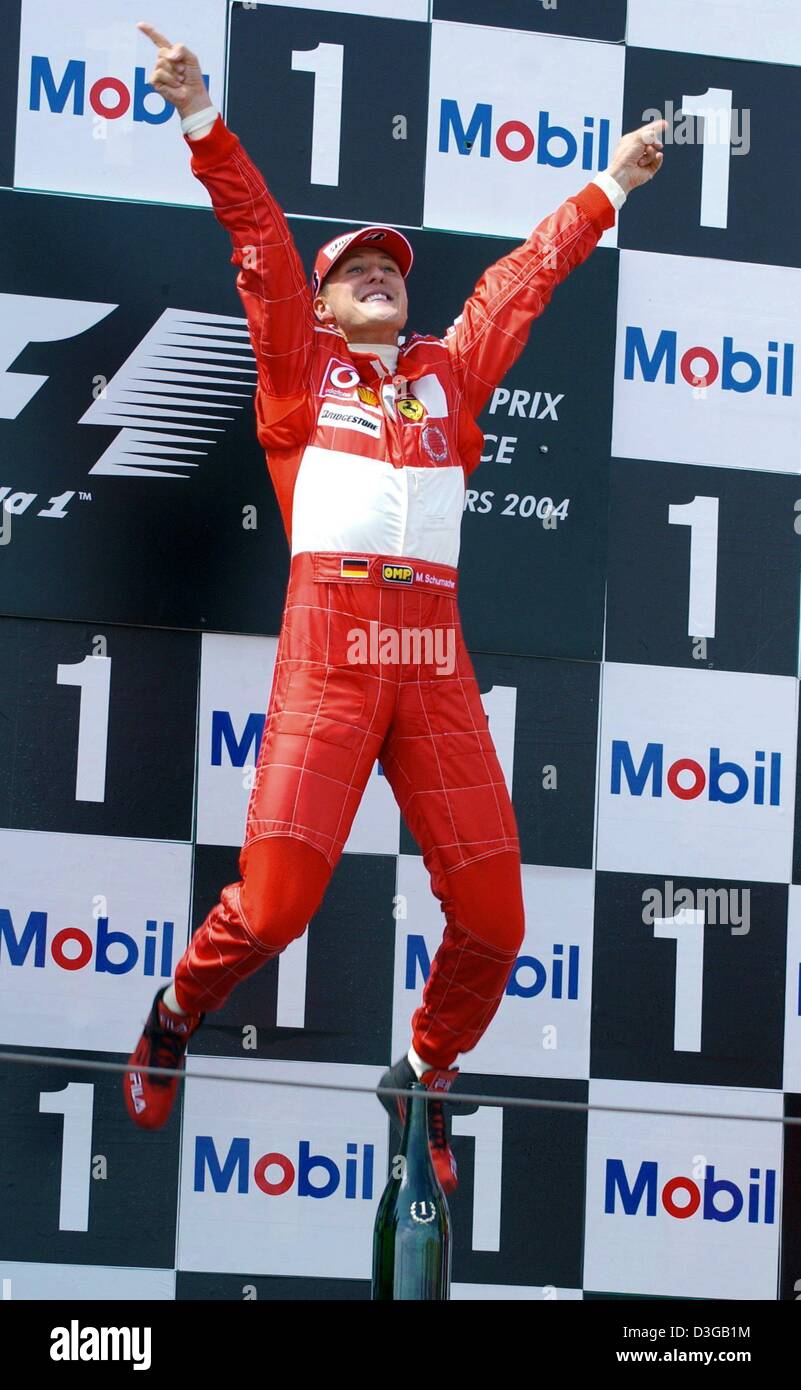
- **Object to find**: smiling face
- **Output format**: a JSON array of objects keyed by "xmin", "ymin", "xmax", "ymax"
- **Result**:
[{"xmin": 313, "ymin": 248, "xmax": 409, "ymax": 345}]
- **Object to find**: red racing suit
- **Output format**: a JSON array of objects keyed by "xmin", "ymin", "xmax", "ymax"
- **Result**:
[{"xmin": 172, "ymin": 113, "xmax": 617, "ymax": 1068}]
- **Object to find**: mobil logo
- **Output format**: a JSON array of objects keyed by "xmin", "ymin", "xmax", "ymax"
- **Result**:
[
  {"xmin": 610, "ymin": 742, "xmax": 781, "ymax": 806},
  {"xmin": 624, "ymin": 326, "xmax": 794, "ymax": 397},
  {"xmin": 28, "ymin": 55, "xmax": 210, "ymax": 124},
  {"xmin": 194, "ymin": 1135, "xmax": 375, "ymax": 1200},
  {"xmin": 438, "ymin": 100, "xmax": 610, "ymax": 170},
  {"xmin": 211, "ymin": 710, "xmax": 264, "ymax": 767},
  {"xmin": 0, "ymin": 908, "xmax": 174, "ymax": 975},
  {"xmin": 605, "ymin": 1159, "xmax": 776, "ymax": 1224},
  {"xmin": 406, "ymin": 934, "xmax": 580, "ymax": 1000}
]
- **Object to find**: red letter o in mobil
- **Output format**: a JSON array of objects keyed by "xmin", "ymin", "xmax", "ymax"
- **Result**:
[
  {"xmin": 496, "ymin": 119, "xmax": 535, "ymax": 162},
  {"xmin": 680, "ymin": 346, "xmax": 719, "ymax": 389},
  {"xmin": 662, "ymin": 1176, "xmax": 701, "ymax": 1219},
  {"xmin": 51, "ymin": 927, "xmax": 93, "ymax": 971},
  {"xmin": 666, "ymin": 757, "xmax": 706, "ymax": 800},
  {"xmin": 254, "ymin": 1151, "xmax": 294, "ymax": 1196},
  {"xmin": 89, "ymin": 76, "xmax": 131, "ymax": 119}
]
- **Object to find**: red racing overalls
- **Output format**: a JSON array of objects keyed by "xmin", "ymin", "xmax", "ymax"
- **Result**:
[{"xmin": 172, "ymin": 114, "xmax": 617, "ymax": 1069}]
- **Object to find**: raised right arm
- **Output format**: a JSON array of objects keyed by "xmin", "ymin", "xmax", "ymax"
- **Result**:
[
  {"xmin": 137, "ymin": 22, "xmax": 315, "ymax": 414},
  {"xmin": 183, "ymin": 112, "xmax": 316, "ymax": 405}
]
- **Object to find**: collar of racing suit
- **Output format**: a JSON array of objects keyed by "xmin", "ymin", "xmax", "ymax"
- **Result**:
[{"xmin": 346, "ymin": 341, "xmax": 400, "ymax": 375}]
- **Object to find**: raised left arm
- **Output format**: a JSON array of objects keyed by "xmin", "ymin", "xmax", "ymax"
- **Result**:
[{"xmin": 445, "ymin": 121, "xmax": 666, "ymax": 421}]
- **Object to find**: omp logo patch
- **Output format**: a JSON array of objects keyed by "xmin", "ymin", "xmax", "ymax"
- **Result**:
[{"xmin": 382, "ymin": 563, "xmax": 414, "ymax": 584}]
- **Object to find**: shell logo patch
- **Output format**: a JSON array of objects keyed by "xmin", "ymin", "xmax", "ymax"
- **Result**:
[
  {"xmin": 357, "ymin": 385, "xmax": 380, "ymax": 408},
  {"xmin": 397, "ymin": 397, "xmax": 425, "ymax": 422}
]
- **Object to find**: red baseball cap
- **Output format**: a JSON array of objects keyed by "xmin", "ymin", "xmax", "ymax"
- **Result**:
[{"xmin": 312, "ymin": 225, "xmax": 414, "ymax": 296}]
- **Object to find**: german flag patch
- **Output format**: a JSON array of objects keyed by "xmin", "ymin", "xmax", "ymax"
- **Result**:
[{"xmin": 340, "ymin": 557, "xmax": 370, "ymax": 579}]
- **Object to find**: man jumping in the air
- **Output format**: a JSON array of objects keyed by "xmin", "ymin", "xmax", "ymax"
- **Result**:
[{"xmin": 125, "ymin": 21, "xmax": 665, "ymax": 1193}]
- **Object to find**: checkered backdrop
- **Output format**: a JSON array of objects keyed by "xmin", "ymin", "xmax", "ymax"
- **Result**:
[{"xmin": 1, "ymin": 0, "xmax": 801, "ymax": 1301}]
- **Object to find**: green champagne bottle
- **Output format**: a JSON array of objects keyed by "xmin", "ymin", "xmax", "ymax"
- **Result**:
[{"xmin": 372, "ymin": 1080, "xmax": 451, "ymax": 1300}]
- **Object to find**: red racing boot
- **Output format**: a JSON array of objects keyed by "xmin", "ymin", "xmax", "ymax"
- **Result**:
[
  {"xmin": 123, "ymin": 985, "xmax": 205, "ymax": 1130},
  {"xmin": 377, "ymin": 1055, "xmax": 460, "ymax": 1194}
]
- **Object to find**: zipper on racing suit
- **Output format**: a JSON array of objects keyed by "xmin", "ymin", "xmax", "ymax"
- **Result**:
[{"xmin": 377, "ymin": 367, "xmax": 419, "ymax": 556}]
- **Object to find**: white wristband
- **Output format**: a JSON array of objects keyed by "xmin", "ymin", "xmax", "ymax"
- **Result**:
[
  {"xmin": 180, "ymin": 103, "xmax": 218, "ymax": 135},
  {"xmin": 592, "ymin": 168, "xmax": 627, "ymax": 210}
]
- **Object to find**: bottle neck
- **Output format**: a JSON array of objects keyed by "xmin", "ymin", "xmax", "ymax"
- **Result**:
[{"xmin": 400, "ymin": 1082, "xmax": 437, "ymax": 1186}]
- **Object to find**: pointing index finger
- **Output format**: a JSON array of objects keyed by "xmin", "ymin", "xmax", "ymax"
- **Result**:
[{"xmin": 137, "ymin": 21, "xmax": 172, "ymax": 50}]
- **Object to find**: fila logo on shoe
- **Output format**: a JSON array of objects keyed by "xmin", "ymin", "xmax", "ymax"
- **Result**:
[{"xmin": 129, "ymin": 1075, "xmax": 146, "ymax": 1114}]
